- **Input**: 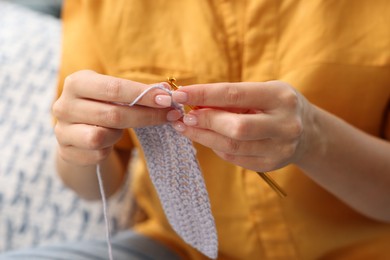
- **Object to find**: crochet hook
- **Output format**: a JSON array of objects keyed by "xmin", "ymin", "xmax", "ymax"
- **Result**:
[
  {"xmin": 256, "ymin": 171, "xmax": 287, "ymax": 198},
  {"xmin": 167, "ymin": 77, "xmax": 196, "ymax": 110},
  {"xmin": 167, "ymin": 77, "xmax": 287, "ymax": 198}
]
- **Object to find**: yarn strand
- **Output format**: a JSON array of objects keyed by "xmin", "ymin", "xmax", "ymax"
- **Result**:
[
  {"xmin": 96, "ymin": 83, "xmax": 217, "ymax": 259},
  {"xmin": 96, "ymin": 84, "xmax": 174, "ymax": 260},
  {"xmin": 96, "ymin": 164, "xmax": 114, "ymax": 260}
]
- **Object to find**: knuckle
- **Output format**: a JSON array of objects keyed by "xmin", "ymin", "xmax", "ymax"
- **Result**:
[
  {"xmin": 189, "ymin": 127, "xmax": 201, "ymax": 142},
  {"xmin": 58, "ymin": 145, "xmax": 110, "ymax": 167},
  {"xmin": 77, "ymin": 153, "xmax": 104, "ymax": 166},
  {"xmin": 219, "ymin": 152, "xmax": 236, "ymax": 162},
  {"xmin": 225, "ymin": 137, "xmax": 241, "ymax": 154},
  {"xmin": 85, "ymin": 127, "xmax": 106, "ymax": 150},
  {"xmin": 260, "ymin": 157, "xmax": 279, "ymax": 172},
  {"xmin": 154, "ymin": 110, "xmax": 167, "ymax": 125},
  {"xmin": 75, "ymin": 157, "xmax": 97, "ymax": 167},
  {"xmin": 104, "ymin": 106, "xmax": 123, "ymax": 127},
  {"xmin": 53, "ymin": 124, "xmax": 64, "ymax": 144},
  {"xmin": 64, "ymin": 71, "xmax": 82, "ymax": 90},
  {"xmin": 225, "ymin": 85, "xmax": 243, "ymax": 106},
  {"xmin": 202, "ymin": 112, "xmax": 213, "ymax": 129},
  {"xmin": 287, "ymin": 117, "xmax": 304, "ymax": 139},
  {"xmin": 280, "ymin": 144, "xmax": 296, "ymax": 161},
  {"xmin": 144, "ymin": 109, "xmax": 166, "ymax": 127},
  {"xmin": 105, "ymin": 78, "xmax": 123, "ymax": 100},
  {"xmin": 256, "ymin": 157, "xmax": 271, "ymax": 172},
  {"xmin": 194, "ymin": 88, "xmax": 208, "ymax": 105},
  {"xmin": 280, "ymin": 88, "xmax": 299, "ymax": 109},
  {"xmin": 63, "ymin": 74, "xmax": 76, "ymax": 89},
  {"xmin": 57, "ymin": 147, "xmax": 71, "ymax": 162},
  {"xmin": 258, "ymin": 142, "xmax": 288, "ymax": 171},
  {"xmin": 57, "ymin": 147, "xmax": 86, "ymax": 166},
  {"xmin": 64, "ymin": 70, "xmax": 95, "ymax": 90},
  {"xmin": 52, "ymin": 99, "xmax": 67, "ymax": 120},
  {"xmin": 95, "ymin": 147, "xmax": 112, "ymax": 162},
  {"xmin": 52, "ymin": 101, "xmax": 61, "ymax": 118},
  {"xmin": 229, "ymin": 118, "xmax": 249, "ymax": 140},
  {"xmin": 292, "ymin": 119, "xmax": 304, "ymax": 138}
]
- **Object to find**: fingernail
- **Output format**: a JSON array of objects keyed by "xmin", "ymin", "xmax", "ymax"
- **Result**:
[
  {"xmin": 172, "ymin": 121, "xmax": 186, "ymax": 132},
  {"xmin": 183, "ymin": 114, "xmax": 197, "ymax": 126},
  {"xmin": 167, "ymin": 110, "xmax": 182, "ymax": 122},
  {"xmin": 172, "ymin": 91, "xmax": 188, "ymax": 103},
  {"xmin": 155, "ymin": 95, "xmax": 171, "ymax": 107}
]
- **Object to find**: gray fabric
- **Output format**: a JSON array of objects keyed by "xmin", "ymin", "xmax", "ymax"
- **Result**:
[
  {"xmin": 135, "ymin": 123, "xmax": 218, "ymax": 259},
  {"xmin": 130, "ymin": 84, "xmax": 218, "ymax": 259}
]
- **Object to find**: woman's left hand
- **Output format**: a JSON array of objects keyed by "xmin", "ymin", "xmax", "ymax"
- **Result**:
[{"xmin": 171, "ymin": 81, "xmax": 314, "ymax": 172}]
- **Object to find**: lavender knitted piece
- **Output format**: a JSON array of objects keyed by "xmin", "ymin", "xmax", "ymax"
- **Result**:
[{"xmin": 132, "ymin": 86, "xmax": 218, "ymax": 259}]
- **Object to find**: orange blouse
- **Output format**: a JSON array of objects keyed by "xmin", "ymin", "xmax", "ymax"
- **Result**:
[{"xmin": 58, "ymin": 1, "xmax": 390, "ymax": 259}]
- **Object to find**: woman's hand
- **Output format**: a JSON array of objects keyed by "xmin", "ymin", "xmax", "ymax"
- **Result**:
[
  {"xmin": 172, "ymin": 80, "xmax": 390, "ymax": 222},
  {"xmin": 52, "ymin": 70, "xmax": 183, "ymax": 199},
  {"xmin": 171, "ymin": 81, "xmax": 313, "ymax": 172},
  {"xmin": 53, "ymin": 70, "xmax": 181, "ymax": 166}
]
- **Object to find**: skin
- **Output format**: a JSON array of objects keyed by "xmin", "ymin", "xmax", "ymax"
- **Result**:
[
  {"xmin": 52, "ymin": 70, "xmax": 181, "ymax": 199},
  {"xmin": 170, "ymin": 81, "xmax": 390, "ymax": 223},
  {"xmin": 53, "ymin": 71, "xmax": 390, "ymax": 222}
]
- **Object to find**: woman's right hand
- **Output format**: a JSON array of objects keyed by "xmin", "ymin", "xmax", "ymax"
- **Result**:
[{"xmin": 52, "ymin": 70, "xmax": 181, "ymax": 167}]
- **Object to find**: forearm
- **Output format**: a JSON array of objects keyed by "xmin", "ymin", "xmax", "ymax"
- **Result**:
[
  {"xmin": 56, "ymin": 149, "xmax": 127, "ymax": 200},
  {"xmin": 297, "ymin": 105, "xmax": 390, "ymax": 222}
]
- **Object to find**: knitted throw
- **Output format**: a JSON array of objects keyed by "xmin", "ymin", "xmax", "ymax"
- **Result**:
[{"xmin": 101, "ymin": 84, "xmax": 217, "ymax": 259}]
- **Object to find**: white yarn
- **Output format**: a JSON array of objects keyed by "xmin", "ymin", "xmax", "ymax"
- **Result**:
[{"xmin": 96, "ymin": 164, "xmax": 114, "ymax": 260}]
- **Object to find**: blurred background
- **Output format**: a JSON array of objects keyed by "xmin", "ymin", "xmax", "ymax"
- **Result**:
[
  {"xmin": 0, "ymin": 0, "xmax": 132, "ymax": 253},
  {"xmin": 3, "ymin": 0, "xmax": 63, "ymax": 17}
]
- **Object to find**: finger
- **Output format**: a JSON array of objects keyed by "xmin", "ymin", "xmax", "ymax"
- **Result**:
[
  {"xmin": 174, "ymin": 81, "xmax": 287, "ymax": 109},
  {"xmin": 57, "ymin": 145, "xmax": 112, "ymax": 166},
  {"xmin": 213, "ymin": 137, "xmax": 297, "ymax": 169},
  {"xmin": 172, "ymin": 121, "xmax": 274, "ymax": 156},
  {"xmin": 65, "ymin": 70, "xmax": 172, "ymax": 108},
  {"xmin": 213, "ymin": 151, "xmax": 278, "ymax": 172},
  {"xmin": 55, "ymin": 122, "xmax": 123, "ymax": 150},
  {"xmin": 182, "ymin": 108, "xmax": 278, "ymax": 140},
  {"xmin": 213, "ymin": 139, "xmax": 297, "ymax": 172},
  {"xmin": 54, "ymin": 98, "xmax": 172, "ymax": 129}
]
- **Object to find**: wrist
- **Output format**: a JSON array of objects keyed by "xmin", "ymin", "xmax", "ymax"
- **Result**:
[
  {"xmin": 295, "ymin": 104, "xmax": 328, "ymax": 171},
  {"xmin": 56, "ymin": 150, "xmax": 125, "ymax": 200}
]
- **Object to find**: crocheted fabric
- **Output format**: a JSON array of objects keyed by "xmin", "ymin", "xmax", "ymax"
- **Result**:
[{"xmin": 133, "ymin": 88, "xmax": 218, "ymax": 259}]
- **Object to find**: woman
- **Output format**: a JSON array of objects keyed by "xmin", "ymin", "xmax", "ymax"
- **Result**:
[{"xmin": 4, "ymin": 0, "xmax": 390, "ymax": 259}]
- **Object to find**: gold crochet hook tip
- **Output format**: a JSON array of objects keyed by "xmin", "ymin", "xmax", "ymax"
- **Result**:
[
  {"xmin": 256, "ymin": 171, "xmax": 287, "ymax": 198},
  {"xmin": 166, "ymin": 77, "xmax": 196, "ymax": 110},
  {"xmin": 167, "ymin": 77, "xmax": 179, "ymax": 90}
]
